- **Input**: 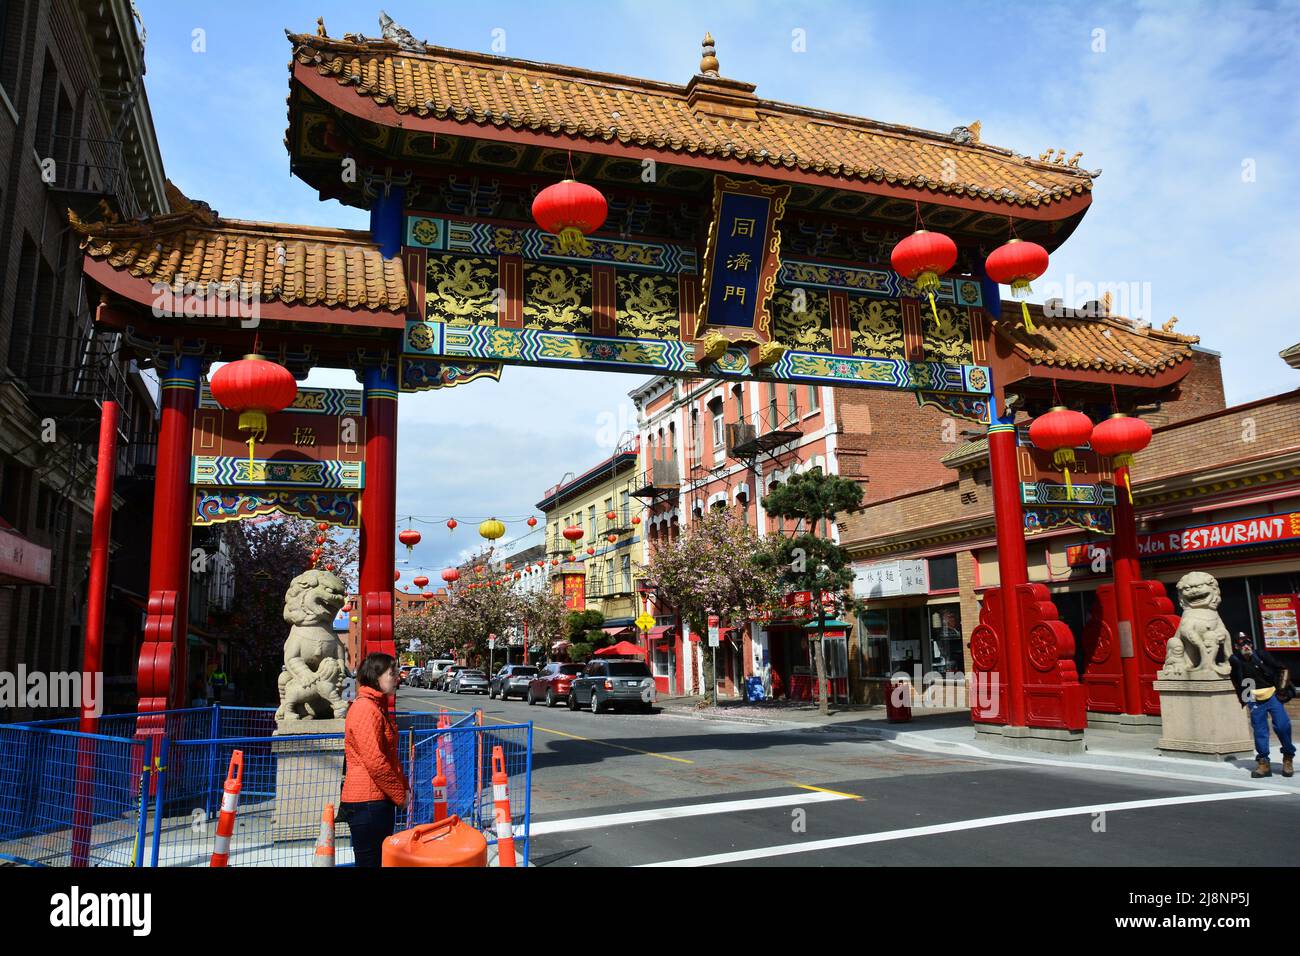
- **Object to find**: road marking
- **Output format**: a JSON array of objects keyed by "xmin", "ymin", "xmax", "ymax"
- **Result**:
[
  {"xmin": 640, "ymin": 789, "xmax": 1285, "ymax": 867},
  {"xmin": 532, "ymin": 790, "xmax": 849, "ymax": 835},
  {"xmin": 793, "ymin": 783, "xmax": 863, "ymax": 800},
  {"xmin": 479, "ymin": 711, "xmax": 694, "ymax": 764}
]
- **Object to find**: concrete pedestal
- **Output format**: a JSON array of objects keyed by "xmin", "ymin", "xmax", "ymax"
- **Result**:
[
  {"xmin": 1153, "ymin": 678, "xmax": 1254, "ymax": 760},
  {"xmin": 271, "ymin": 719, "xmax": 346, "ymax": 843},
  {"xmin": 975, "ymin": 724, "xmax": 1086, "ymax": 754},
  {"xmin": 1086, "ymin": 710, "xmax": 1163, "ymax": 734}
]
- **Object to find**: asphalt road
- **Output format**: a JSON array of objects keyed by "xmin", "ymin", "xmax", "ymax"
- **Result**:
[{"xmin": 398, "ymin": 686, "xmax": 1300, "ymax": 867}]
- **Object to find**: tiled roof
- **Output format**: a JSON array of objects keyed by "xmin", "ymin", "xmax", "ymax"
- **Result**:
[
  {"xmin": 939, "ymin": 438, "xmax": 988, "ymax": 469},
  {"xmin": 73, "ymin": 183, "xmax": 406, "ymax": 312},
  {"xmin": 995, "ymin": 304, "xmax": 1199, "ymax": 375},
  {"xmin": 288, "ymin": 31, "xmax": 1094, "ymax": 210},
  {"xmin": 1282, "ymin": 342, "xmax": 1300, "ymax": 370}
]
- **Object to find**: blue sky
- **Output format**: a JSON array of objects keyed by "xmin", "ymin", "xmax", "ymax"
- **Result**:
[{"xmin": 134, "ymin": 0, "xmax": 1300, "ymax": 577}]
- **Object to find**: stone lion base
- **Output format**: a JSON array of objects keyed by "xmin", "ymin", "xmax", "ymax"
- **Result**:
[
  {"xmin": 271, "ymin": 720, "xmax": 347, "ymax": 843},
  {"xmin": 1086, "ymin": 711, "xmax": 1163, "ymax": 734},
  {"xmin": 1153, "ymin": 678, "xmax": 1254, "ymax": 760}
]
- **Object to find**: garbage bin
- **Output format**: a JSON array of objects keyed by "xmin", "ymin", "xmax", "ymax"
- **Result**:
[
  {"xmin": 745, "ymin": 675, "xmax": 765, "ymax": 702},
  {"xmin": 885, "ymin": 678, "xmax": 912, "ymax": 722}
]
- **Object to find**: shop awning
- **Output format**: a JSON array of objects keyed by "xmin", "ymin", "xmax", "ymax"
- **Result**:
[
  {"xmin": 647, "ymin": 625, "xmax": 675, "ymax": 643},
  {"xmin": 595, "ymin": 640, "xmax": 647, "ymax": 658},
  {"xmin": 804, "ymin": 619, "xmax": 852, "ymax": 632},
  {"xmin": 602, "ymin": 625, "xmax": 634, "ymax": 637}
]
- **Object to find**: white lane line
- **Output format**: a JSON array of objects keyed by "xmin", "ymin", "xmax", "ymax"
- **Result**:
[
  {"xmin": 640, "ymin": 789, "xmax": 1285, "ymax": 867},
  {"xmin": 531, "ymin": 791, "xmax": 848, "ymax": 836}
]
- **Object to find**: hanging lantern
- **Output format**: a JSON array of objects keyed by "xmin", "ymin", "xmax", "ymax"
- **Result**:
[
  {"xmin": 586, "ymin": 546, "xmax": 595, "ymax": 555},
  {"xmin": 413, "ymin": 575, "xmax": 429, "ymax": 588},
  {"xmin": 441, "ymin": 568, "xmax": 460, "ymax": 585},
  {"xmin": 479, "ymin": 517, "xmax": 505, "ymax": 541},
  {"xmin": 527, "ymin": 516, "xmax": 538, "ymax": 528},
  {"xmin": 985, "ymin": 238, "xmax": 1050, "ymax": 333},
  {"xmin": 531, "ymin": 179, "xmax": 608, "ymax": 255},
  {"xmin": 551, "ymin": 559, "xmax": 560, "ymax": 567},
  {"xmin": 1029, "ymin": 406, "xmax": 1094, "ymax": 497},
  {"xmin": 399, "ymin": 528, "xmax": 422, "ymax": 557},
  {"xmin": 394, "ymin": 571, "xmax": 401, "ymax": 582},
  {"xmin": 606, "ymin": 510, "xmax": 617, "ymax": 521},
  {"xmin": 890, "ymin": 230, "xmax": 958, "ymax": 322},
  {"xmin": 1090, "ymin": 412, "xmax": 1153, "ymax": 504},
  {"xmin": 606, "ymin": 534, "xmax": 617, "ymax": 543},
  {"xmin": 632, "ymin": 516, "xmax": 641, "ymax": 525},
  {"xmin": 504, "ymin": 562, "xmax": 512, "ymax": 571},
  {"xmin": 447, "ymin": 518, "xmax": 458, "ymax": 532},
  {"xmin": 562, "ymin": 525, "xmax": 584, "ymax": 543},
  {"xmin": 208, "ymin": 354, "xmax": 298, "ymax": 471},
  {"xmin": 325, "ymin": 563, "xmax": 335, "ymax": 571},
  {"xmin": 475, "ymin": 565, "xmax": 485, "ymax": 575},
  {"xmin": 317, "ymin": 522, "xmax": 329, "ymax": 531},
  {"xmin": 423, "ymin": 591, "xmax": 434, "ymax": 599},
  {"xmin": 315, "ymin": 535, "xmax": 326, "ymax": 545}
]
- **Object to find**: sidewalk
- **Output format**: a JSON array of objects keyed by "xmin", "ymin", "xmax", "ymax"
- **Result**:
[{"xmin": 655, "ymin": 695, "xmax": 1299, "ymax": 790}]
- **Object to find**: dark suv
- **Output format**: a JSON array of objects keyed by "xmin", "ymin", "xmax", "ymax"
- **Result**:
[
  {"xmin": 490, "ymin": 664, "xmax": 540, "ymax": 701},
  {"xmin": 568, "ymin": 660, "xmax": 657, "ymax": 714}
]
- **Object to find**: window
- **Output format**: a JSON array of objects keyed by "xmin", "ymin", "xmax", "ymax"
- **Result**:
[
  {"xmin": 807, "ymin": 385, "xmax": 819, "ymax": 413},
  {"xmin": 690, "ymin": 408, "xmax": 700, "ymax": 464},
  {"xmin": 767, "ymin": 383, "xmax": 778, "ymax": 428},
  {"xmin": 621, "ymin": 554, "xmax": 631, "ymax": 593},
  {"xmin": 732, "ymin": 383, "xmax": 745, "ymax": 423},
  {"xmin": 709, "ymin": 397, "xmax": 724, "ymax": 448},
  {"xmin": 786, "ymin": 383, "xmax": 799, "ymax": 421},
  {"xmin": 0, "ymin": 1, "xmax": 29, "ymax": 103},
  {"xmin": 928, "ymin": 555, "xmax": 959, "ymax": 591},
  {"xmin": 587, "ymin": 505, "xmax": 596, "ymax": 535}
]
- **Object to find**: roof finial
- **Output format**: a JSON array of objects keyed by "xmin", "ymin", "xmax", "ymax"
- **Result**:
[
  {"xmin": 700, "ymin": 32, "xmax": 720, "ymax": 76},
  {"xmin": 316, "ymin": 16, "xmax": 327, "ymax": 37}
]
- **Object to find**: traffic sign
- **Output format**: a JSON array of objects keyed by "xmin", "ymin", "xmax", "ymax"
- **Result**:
[
  {"xmin": 708, "ymin": 615, "xmax": 719, "ymax": 647},
  {"xmin": 635, "ymin": 612, "xmax": 656, "ymax": 632}
]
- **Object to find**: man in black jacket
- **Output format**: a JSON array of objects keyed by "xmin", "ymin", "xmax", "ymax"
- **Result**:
[{"xmin": 1229, "ymin": 635, "xmax": 1295, "ymax": 778}]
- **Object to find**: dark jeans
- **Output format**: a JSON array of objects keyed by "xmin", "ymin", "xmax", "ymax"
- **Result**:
[
  {"xmin": 344, "ymin": 799, "xmax": 396, "ymax": 867},
  {"xmin": 1247, "ymin": 694, "xmax": 1296, "ymax": 761}
]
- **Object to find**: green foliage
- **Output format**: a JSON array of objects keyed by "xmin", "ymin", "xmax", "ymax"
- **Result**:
[
  {"xmin": 761, "ymin": 466, "xmax": 863, "ymax": 526},
  {"xmin": 565, "ymin": 608, "xmax": 607, "ymax": 648},
  {"xmin": 567, "ymin": 642, "xmax": 593, "ymax": 663}
]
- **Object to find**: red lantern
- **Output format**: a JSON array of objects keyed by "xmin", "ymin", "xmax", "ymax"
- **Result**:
[
  {"xmin": 890, "ymin": 230, "xmax": 958, "ymax": 322},
  {"xmin": 607, "ymin": 534, "xmax": 617, "ymax": 543},
  {"xmin": 586, "ymin": 546, "xmax": 595, "ymax": 555},
  {"xmin": 532, "ymin": 180, "xmax": 608, "ymax": 255},
  {"xmin": 475, "ymin": 565, "xmax": 485, "ymax": 575},
  {"xmin": 317, "ymin": 522, "xmax": 329, "ymax": 531},
  {"xmin": 423, "ymin": 592, "xmax": 434, "ymax": 599},
  {"xmin": 562, "ymin": 525, "xmax": 584, "ymax": 542},
  {"xmin": 1090, "ymin": 412, "xmax": 1153, "ymax": 503},
  {"xmin": 441, "ymin": 568, "xmax": 460, "ymax": 584},
  {"xmin": 606, "ymin": 510, "xmax": 616, "ymax": 521},
  {"xmin": 551, "ymin": 559, "xmax": 560, "ymax": 567},
  {"xmin": 394, "ymin": 571, "xmax": 401, "ymax": 582},
  {"xmin": 315, "ymin": 535, "xmax": 326, "ymax": 545},
  {"xmin": 413, "ymin": 575, "xmax": 429, "ymax": 588},
  {"xmin": 208, "ymin": 354, "xmax": 298, "ymax": 469},
  {"xmin": 632, "ymin": 516, "xmax": 641, "ymax": 525},
  {"xmin": 1029, "ymin": 406, "xmax": 1094, "ymax": 496},
  {"xmin": 398, "ymin": 528, "xmax": 421, "ymax": 556},
  {"xmin": 446, "ymin": 518, "xmax": 458, "ymax": 532},
  {"xmin": 504, "ymin": 562, "xmax": 512, "ymax": 571},
  {"xmin": 527, "ymin": 516, "xmax": 538, "ymax": 528},
  {"xmin": 985, "ymin": 239, "xmax": 1050, "ymax": 333},
  {"xmin": 325, "ymin": 563, "xmax": 335, "ymax": 571}
]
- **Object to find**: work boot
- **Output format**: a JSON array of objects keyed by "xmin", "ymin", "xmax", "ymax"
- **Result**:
[
  {"xmin": 1251, "ymin": 757, "xmax": 1272, "ymax": 778},
  {"xmin": 1284, "ymin": 755, "xmax": 1294, "ymax": 778}
]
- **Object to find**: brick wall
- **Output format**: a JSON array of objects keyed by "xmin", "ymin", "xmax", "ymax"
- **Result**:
[
  {"xmin": 833, "ymin": 387, "xmax": 967, "ymax": 502},
  {"xmin": 1136, "ymin": 390, "xmax": 1300, "ymax": 483}
]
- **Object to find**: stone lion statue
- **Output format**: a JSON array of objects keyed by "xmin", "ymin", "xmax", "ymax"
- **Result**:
[
  {"xmin": 275, "ymin": 569, "xmax": 349, "ymax": 722},
  {"xmin": 1158, "ymin": 571, "xmax": 1233, "ymax": 680}
]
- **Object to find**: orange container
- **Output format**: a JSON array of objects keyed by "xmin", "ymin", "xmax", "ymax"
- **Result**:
[{"xmin": 381, "ymin": 815, "xmax": 487, "ymax": 868}]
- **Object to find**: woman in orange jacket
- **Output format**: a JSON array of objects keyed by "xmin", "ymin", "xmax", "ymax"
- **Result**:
[{"xmin": 342, "ymin": 653, "xmax": 408, "ymax": 867}]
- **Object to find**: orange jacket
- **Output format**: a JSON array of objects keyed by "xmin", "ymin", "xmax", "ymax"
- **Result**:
[{"xmin": 342, "ymin": 686, "xmax": 408, "ymax": 806}]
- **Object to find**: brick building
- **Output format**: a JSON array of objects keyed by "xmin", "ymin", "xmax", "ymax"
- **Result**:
[{"xmin": 0, "ymin": 0, "xmax": 169, "ymax": 716}]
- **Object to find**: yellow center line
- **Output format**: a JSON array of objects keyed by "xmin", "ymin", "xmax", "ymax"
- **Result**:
[
  {"xmin": 480, "ymin": 711, "xmax": 694, "ymax": 764},
  {"xmin": 793, "ymin": 783, "xmax": 863, "ymax": 800}
]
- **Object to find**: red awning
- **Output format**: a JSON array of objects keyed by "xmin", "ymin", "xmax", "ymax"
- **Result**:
[
  {"xmin": 595, "ymin": 640, "xmax": 647, "ymax": 657},
  {"xmin": 601, "ymin": 625, "xmax": 634, "ymax": 637}
]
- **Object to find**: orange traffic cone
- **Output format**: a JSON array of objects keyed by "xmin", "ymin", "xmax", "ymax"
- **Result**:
[
  {"xmin": 209, "ymin": 750, "xmax": 244, "ymax": 867},
  {"xmin": 314, "ymin": 804, "xmax": 336, "ymax": 867},
  {"xmin": 432, "ymin": 752, "xmax": 449, "ymax": 823},
  {"xmin": 491, "ymin": 745, "xmax": 516, "ymax": 868}
]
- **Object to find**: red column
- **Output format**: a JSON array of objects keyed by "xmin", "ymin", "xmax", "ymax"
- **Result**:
[
  {"xmin": 987, "ymin": 419, "xmax": 1028, "ymax": 726},
  {"xmin": 359, "ymin": 364, "xmax": 399, "ymax": 694},
  {"xmin": 138, "ymin": 357, "xmax": 200, "ymax": 727},
  {"xmin": 1111, "ymin": 464, "xmax": 1143, "ymax": 714},
  {"xmin": 81, "ymin": 401, "xmax": 119, "ymax": 732}
]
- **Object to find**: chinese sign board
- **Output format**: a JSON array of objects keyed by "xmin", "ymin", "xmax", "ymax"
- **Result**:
[
  {"xmin": 1259, "ymin": 594, "xmax": 1300, "ymax": 650},
  {"xmin": 1064, "ymin": 511, "xmax": 1300, "ymax": 566},
  {"xmin": 0, "ymin": 526, "xmax": 51, "ymax": 585},
  {"xmin": 697, "ymin": 177, "xmax": 788, "ymax": 335},
  {"xmin": 853, "ymin": 559, "xmax": 929, "ymax": 599},
  {"xmin": 558, "ymin": 572, "xmax": 586, "ymax": 611}
]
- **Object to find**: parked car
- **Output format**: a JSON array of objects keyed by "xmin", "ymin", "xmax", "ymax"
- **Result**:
[
  {"xmin": 526, "ymin": 662, "xmax": 586, "ymax": 707},
  {"xmin": 407, "ymin": 666, "xmax": 426, "ymax": 688},
  {"xmin": 398, "ymin": 665, "xmax": 412, "ymax": 686},
  {"xmin": 449, "ymin": 669, "xmax": 488, "ymax": 694},
  {"xmin": 426, "ymin": 659, "xmax": 456, "ymax": 689},
  {"xmin": 568, "ymin": 660, "xmax": 657, "ymax": 714},
  {"xmin": 436, "ymin": 665, "xmax": 466, "ymax": 691},
  {"xmin": 490, "ymin": 664, "xmax": 540, "ymax": 700}
]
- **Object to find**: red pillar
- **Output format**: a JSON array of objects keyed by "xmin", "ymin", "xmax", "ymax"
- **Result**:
[
  {"xmin": 359, "ymin": 364, "xmax": 399, "ymax": 704},
  {"xmin": 138, "ymin": 357, "xmax": 200, "ymax": 728},
  {"xmin": 1111, "ymin": 464, "xmax": 1144, "ymax": 714},
  {"xmin": 987, "ymin": 419, "xmax": 1028, "ymax": 726},
  {"xmin": 81, "ymin": 401, "xmax": 118, "ymax": 732}
]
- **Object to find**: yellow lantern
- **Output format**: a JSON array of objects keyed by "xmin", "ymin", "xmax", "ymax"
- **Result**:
[{"xmin": 479, "ymin": 517, "xmax": 506, "ymax": 541}]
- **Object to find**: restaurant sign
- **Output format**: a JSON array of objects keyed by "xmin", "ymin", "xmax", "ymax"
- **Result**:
[
  {"xmin": 853, "ymin": 559, "xmax": 929, "ymax": 599},
  {"xmin": 1065, "ymin": 510, "xmax": 1300, "ymax": 566}
]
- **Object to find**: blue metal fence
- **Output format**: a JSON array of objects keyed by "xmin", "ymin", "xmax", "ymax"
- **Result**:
[{"xmin": 0, "ymin": 704, "xmax": 529, "ymax": 867}]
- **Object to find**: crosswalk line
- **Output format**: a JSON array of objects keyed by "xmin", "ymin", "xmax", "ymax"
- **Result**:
[
  {"xmin": 531, "ymin": 790, "xmax": 849, "ymax": 835},
  {"xmin": 640, "ymin": 788, "xmax": 1284, "ymax": 866}
]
